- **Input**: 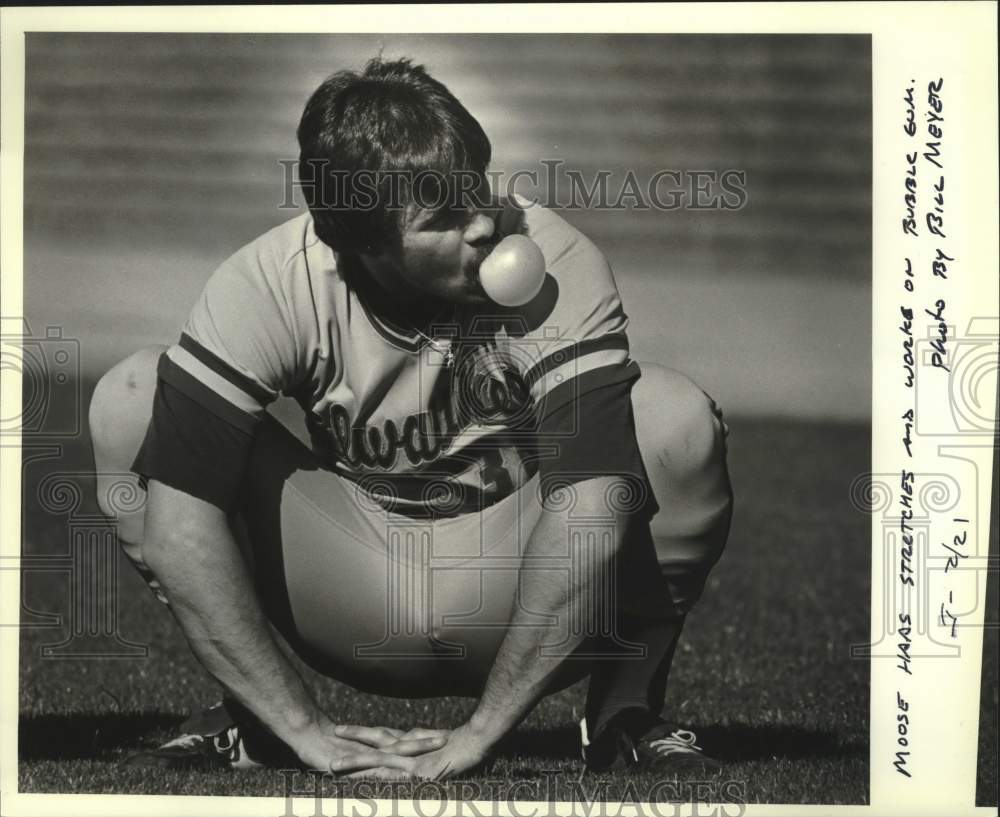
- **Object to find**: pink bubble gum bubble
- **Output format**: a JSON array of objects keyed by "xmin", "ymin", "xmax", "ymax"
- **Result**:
[{"xmin": 479, "ymin": 235, "xmax": 546, "ymax": 307}]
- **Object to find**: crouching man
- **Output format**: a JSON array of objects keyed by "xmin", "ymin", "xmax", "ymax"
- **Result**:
[{"xmin": 89, "ymin": 57, "xmax": 733, "ymax": 779}]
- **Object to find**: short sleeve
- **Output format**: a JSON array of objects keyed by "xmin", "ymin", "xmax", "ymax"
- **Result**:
[
  {"xmin": 487, "ymin": 201, "xmax": 656, "ymax": 515},
  {"xmin": 167, "ymin": 238, "xmax": 302, "ymax": 422},
  {"xmin": 130, "ymin": 230, "xmax": 306, "ymax": 508},
  {"xmin": 535, "ymin": 375, "xmax": 658, "ymax": 518},
  {"xmin": 131, "ymin": 356, "xmax": 254, "ymax": 511},
  {"xmin": 502, "ymin": 198, "xmax": 640, "ymax": 423}
]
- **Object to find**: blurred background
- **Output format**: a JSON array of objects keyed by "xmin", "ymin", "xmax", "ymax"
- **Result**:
[{"xmin": 23, "ymin": 33, "xmax": 871, "ymax": 420}]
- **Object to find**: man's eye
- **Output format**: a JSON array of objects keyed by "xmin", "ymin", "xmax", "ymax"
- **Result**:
[{"xmin": 424, "ymin": 207, "xmax": 471, "ymax": 231}]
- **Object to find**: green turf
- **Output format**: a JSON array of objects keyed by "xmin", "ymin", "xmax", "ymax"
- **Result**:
[{"xmin": 18, "ymin": 409, "xmax": 878, "ymax": 803}]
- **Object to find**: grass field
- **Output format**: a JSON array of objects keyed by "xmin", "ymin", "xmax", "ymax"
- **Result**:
[{"xmin": 12, "ymin": 386, "xmax": 924, "ymax": 805}]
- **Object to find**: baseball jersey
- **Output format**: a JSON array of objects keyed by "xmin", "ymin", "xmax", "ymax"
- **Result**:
[{"xmin": 133, "ymin": 197, "xmax": 650, "ymax": 518}]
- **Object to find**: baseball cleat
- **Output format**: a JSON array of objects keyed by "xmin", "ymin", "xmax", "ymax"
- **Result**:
[
  {"xmin": 580, "ymin": 708, "xmax": 720, "ymax": 773},
  {"xmin": 125, "ymin": 700, "xmax": 275, "ymax": 770}
]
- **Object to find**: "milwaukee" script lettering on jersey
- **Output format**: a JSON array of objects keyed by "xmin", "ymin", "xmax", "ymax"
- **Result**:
[{"xmin": 325, "ymin": 351, "xmax": 533, "ymax": 471}]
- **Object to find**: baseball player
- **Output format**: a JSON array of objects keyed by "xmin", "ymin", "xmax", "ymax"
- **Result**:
[{"xmin": 89, "ymin": 57, "xmax": 733, "ymax": 778}]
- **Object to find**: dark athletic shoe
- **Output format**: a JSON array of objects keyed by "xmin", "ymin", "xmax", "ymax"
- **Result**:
[
  {"xmin": 125, "ymin": 700, "xmax": 278, "ymax": 770},
  {"xmin": 580, "ymin": 708, "xmax": 720, "ymax": 773}
]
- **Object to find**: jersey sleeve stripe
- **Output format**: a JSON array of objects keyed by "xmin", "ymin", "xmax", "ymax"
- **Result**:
[
  {"xmin": 528, "ymin": 341, "xmax": 633, "ymax": 408},
  {"xmin": 156, "ymin": 353, "xmax": 260, "ymax": 434},
  {"xmin": 524, "ymin": 333, "xmax": 630, "ymax": 389},
  {"xmin": 178, "ymin": 332, "xmax": 275, "ymax": 405},
  {"xmin": 165, "ymin": 345, "xmax": 269, "ymax": 423},
  {"xmin": 534, "ymin": 358, "xmax": 641, "ymax": 422}
]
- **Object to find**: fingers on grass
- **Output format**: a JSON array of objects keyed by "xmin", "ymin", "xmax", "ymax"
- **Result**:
[
  {"xmin": 401, "ymin": 728, "xmax": 448, "ymax": 741},
  {"xmin": 389, "ymin": 736, "xmax": 447, "ymax": 756},
  {"xmin": 330, "ymin": 752, "xmax": 415, "ymax": 775},
  {"xmin": 334, "ymin": 725, "xmax": 403, "ymax": 747}
]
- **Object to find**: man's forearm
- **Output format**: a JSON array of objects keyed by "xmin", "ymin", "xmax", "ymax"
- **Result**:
[
  {"xmin": 467, "ymin": 476, "xmax": 626, "ymax": 745},
  {"xmin": 142, "ymin": 481, "xmax": 326, "ymax": 748}
]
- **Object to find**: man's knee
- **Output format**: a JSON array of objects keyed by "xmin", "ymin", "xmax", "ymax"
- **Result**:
[
  {"xmin": 89, "ymin": 346, "xmax": 165, "ymax": 522},
  {"xmin": 91, "ymin": 344, "xmax": 164, "ymax": 415},
  {"xmin": 631, "ymin": 365, "xmax": 732, "ymax": 611},
  {"xmin": 89, "ymin": 348, "xmax": 163, "ymax": 452},
  {"xmin": 631, "ymin": 363, "xmax": 727, "ymax": 485}
]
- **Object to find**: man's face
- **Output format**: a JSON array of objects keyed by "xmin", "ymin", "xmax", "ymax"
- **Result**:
[
  {"xmin": 361, "ymin": 194, "xmax": 502, "ymax": 309},
  {"xmin": 396, "ymin": 204, "xmax": 500, "ymax": 304}
]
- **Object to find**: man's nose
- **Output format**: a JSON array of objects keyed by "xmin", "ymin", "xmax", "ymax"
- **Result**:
[{"xmin": 464, "ymin": 211, "xmax": 497, "ymax": 246}]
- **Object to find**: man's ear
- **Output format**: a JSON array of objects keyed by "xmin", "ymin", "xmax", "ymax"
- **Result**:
[{"xmin": 497, "ymin": 199, "xmax": 527, "ymax": 238}]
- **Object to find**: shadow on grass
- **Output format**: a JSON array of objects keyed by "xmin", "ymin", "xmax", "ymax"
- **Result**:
[
  {"xmin": 19, "ymin": 712, "xmax": 184, "ymax": 761},
  {"xmin": 692, "ymin": 723, "xmax": 865, "ymax": 762},
  {"xmin": 495, "ymin": 722, "xmax": 864, "ymax": 768},
  {"xmin": 22, "ymin": 712, "xmax": 863, "ymax": 767}
]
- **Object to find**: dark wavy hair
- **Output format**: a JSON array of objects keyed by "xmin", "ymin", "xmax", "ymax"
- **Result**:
[{"xmin": 297, "ymin": 57, "xmax": 492, "ymax": 255}]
